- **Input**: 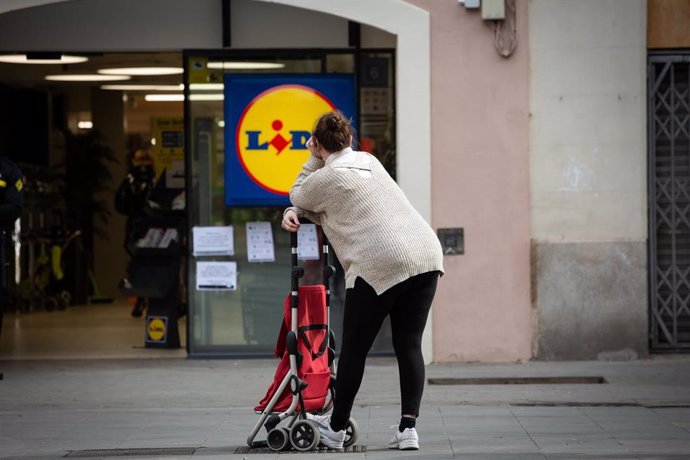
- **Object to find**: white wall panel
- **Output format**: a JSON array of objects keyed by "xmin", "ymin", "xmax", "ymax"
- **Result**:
[{"xmin": 529, "ymin": 0, "xmax": 647, "ymax": 241}]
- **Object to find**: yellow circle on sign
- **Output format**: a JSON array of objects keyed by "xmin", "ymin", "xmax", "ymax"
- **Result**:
[
  {"xmin": 148, "ymin": 318, "xmax": 166, "ymax": 342},
  {"xmin": 236, "ymin": 85, "xmax": 335, "ymax": 195}
]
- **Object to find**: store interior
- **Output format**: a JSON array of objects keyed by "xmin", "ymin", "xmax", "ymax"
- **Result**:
[{"xmin": 0, "ymin": 52, "xmax": 187, "ymax": 359}]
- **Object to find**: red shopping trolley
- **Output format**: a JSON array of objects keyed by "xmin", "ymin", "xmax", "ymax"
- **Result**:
[{"xmin": 246, "ymin": 230, "xmax": 359, "ymax": 451}]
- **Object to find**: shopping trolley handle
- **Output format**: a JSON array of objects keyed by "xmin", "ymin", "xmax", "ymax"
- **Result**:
[{"xmin": 290, "ymin": 229, "xmax": 298, "ymax": 249}]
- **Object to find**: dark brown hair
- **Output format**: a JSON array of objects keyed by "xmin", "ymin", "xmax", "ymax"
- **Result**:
[{"xmin": 312, "ymin": 110, "xmax": 353, "ymax": 153}]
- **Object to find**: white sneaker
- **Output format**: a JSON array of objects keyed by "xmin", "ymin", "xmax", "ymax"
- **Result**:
[
  {"xmin": 389, "ymin": 426, "xmax": 419, "ymax": 450},
  {"xmin": 305, "ymin": 413, "xmax": 345, "ymax": 449}
]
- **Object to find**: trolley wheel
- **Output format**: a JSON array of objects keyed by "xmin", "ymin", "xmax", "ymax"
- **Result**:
[
  {"xmin": 267, "ymin": 427, "xmax": 290, "ymax": 451},
  {"xmin": 343, "ymin": 417, "xmax": 359, "ymax": 448},
  {"xmin": 289, "ymin": 420, "xmax": 320, "ymax": 451}
]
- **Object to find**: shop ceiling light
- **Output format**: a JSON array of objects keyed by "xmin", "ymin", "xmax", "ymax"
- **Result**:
[
  {"xmin": 99, "ymin": 67, "xmax": 183, "ymax": 76},
  {"xmin": 144, "ymin": 93, "xmax": 224, "ymax": 102},
  {"xmin": 101, "ymin": 84, "xmax": 184, "ymax": 91},
  {"xmin": 104, "ymin": 84, "xmax": 220, "ymax": 91},
  {"xmin": 189, "ymin": 83, "xmax": 224, "ymax": 90},
  {"xmin": 207, "ymin": 62, "xmax": 285, "ymax": 70},
  {"xmin": 77, "ymin": 121, "xmax": 93, "ymax": 129},
  {"xmin": 0, "ymin": 54, "xmax": 88, "ymax": 64},
  {"xmin": 144, "ymin": 94, "xmax": 184, "ymax": 102},
  {"xmin": 189, "ymin": 94, "xmax": 224, "ymax": 101},
  {"xmin": 45, "ymin": 74, "xmax": 131, "ymax": 82}
]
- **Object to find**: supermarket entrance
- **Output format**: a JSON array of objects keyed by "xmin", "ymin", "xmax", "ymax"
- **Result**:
[{"xmin": 0, "ymin": 52, "xmax": 187, "ymax": 359}]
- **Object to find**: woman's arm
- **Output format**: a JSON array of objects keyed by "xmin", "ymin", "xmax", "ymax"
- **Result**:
[{"xmin": 289, "ymin": 155, "xmax": 329, "ymax": 213}]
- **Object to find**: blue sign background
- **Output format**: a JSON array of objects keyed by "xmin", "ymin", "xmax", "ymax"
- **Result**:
[{"xmin": 224, "ymin": 74, "xmax": 356, "ymax": 206}]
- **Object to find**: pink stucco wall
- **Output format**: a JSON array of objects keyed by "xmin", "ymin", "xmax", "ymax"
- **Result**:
[{"xmin": 406, "ymin": 0, "xmax": 532, "ymax": 362}]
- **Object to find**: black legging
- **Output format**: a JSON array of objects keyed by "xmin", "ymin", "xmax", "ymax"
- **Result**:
[{"xmin": 330, "ymin": 271, "xmax": 439, "ymax": 431}]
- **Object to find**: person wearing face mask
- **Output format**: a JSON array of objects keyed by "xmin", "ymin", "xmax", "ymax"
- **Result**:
[
  {"xmin": 281, "ymin": 111, "xmax": 444, "ymax": 451},
  {"xmin": 115, "ymin": 149, "xmax": 156, "ymax": 317}
]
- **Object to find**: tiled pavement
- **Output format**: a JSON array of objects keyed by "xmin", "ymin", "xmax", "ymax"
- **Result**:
[{"xmin": 1, "ymin": 357, "xmax": 690, "ymax": 459}]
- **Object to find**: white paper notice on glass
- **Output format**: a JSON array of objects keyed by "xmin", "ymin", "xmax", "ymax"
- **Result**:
[
  {"xmin": 246, "ymin": 222, "xmax": 275, "ymax": 263},
  {"xmin": 297, "ymin": 224, "xmax": 320, "ymax": 261},
  {"xmin": 192, "ymin": 226, "xmax": 234, "ymax": 257},
  {"xmin": 196, "ymin": 261, "xmax": 237, "ymax": 290}
]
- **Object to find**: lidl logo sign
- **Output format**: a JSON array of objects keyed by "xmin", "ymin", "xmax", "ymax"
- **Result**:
[
  {"xmin": 237, "ymin": 85, "xmax": 335, "ymax": 195},
  {"xmin": 146, "ymin": 316, "xmax": 167, "ymax": 343},
  {"xmin": 225, "ymin": 75, "xmax": 356, "ymax": 206}
]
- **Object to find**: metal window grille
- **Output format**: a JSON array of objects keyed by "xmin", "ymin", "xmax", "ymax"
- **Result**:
[{"xmin": 649, "ymin": 54, "xmax": 690, "ymax": 351}]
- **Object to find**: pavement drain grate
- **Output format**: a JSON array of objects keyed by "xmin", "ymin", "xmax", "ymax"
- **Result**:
[
  {"xmin": 428, "ymin": 376, "xmax": 606, "ymax": 385},
  {"xmin": 64, "ymin": 447, "xmax": 197, "ymax": 458},
  {"xmin": 234, "ymin": 445, "xmax": 366, "ymax": 454}
]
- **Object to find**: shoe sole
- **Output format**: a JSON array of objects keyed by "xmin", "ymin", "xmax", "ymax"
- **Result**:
[
  {"xmin": 316, "ymin": 426, "xmax": 344, "ymax": 449},
  {"xmin": 389, "ymin": 440, "xmax": 419, "ymax": 450},
  {"xmin": 320, "ymin": 441, "xmax": 344, "ymax": 449},
  {"xmin": 318, "ymin": 434, "xmax": 343, "ymax": 449}
]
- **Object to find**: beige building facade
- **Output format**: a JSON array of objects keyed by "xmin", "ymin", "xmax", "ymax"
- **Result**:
[{"xmin": 0, "ymin": 0, "xmax": 671, "ymax": 361}]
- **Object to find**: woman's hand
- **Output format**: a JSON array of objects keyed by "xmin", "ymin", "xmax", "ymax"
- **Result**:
[
  {"xmin": 306, "ymin": 136, "xmax": 321, "ymax": 159},
  {"xmin": 281, "ymin": 209, "xmax": 300, "ymax": 232}
]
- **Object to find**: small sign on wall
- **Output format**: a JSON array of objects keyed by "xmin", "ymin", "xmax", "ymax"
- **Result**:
[
  {"xmin": 151, "ymin": 117, "xmax": 185, "ymax": 188},
  {"xmin": 246, "ymin": 221, "xmax": 275, "ymax": 263},
  {"xmin": 192, "ymin": 226, "xmax": 235, "ymax": 257},
  {"xmin": 196, "ymin": 261, "xmax": 237, "ymax": 291},
  {"xmin": 437, "ymin": 228, "xmax": 464, "ymax": 255}
]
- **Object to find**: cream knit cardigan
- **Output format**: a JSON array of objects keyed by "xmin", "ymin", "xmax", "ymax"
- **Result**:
[{"xmin": 287, "ymin": 147, "xmax": 444, "ymax": 295}]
